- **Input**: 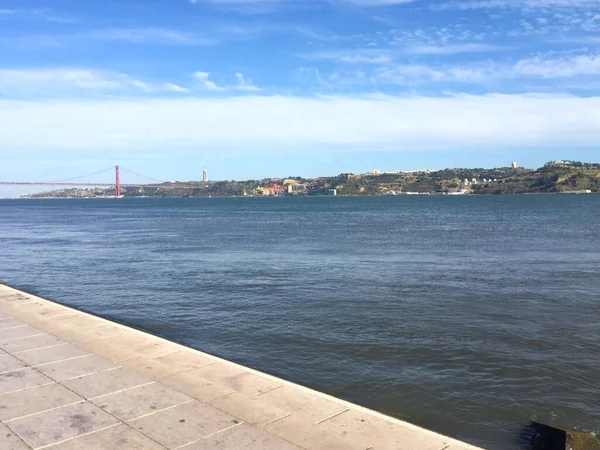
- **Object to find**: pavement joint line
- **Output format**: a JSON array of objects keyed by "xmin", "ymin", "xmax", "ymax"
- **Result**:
[
  {"xmin": 1, "ymin": 333, "xmax": 47, "ymax": 343},
  {"xmin": 251, "ymin": 384, "xmax": 284, "ymax": 398},
  {"xmin": 0, "ymin": 381, "xmax": 56, "ymax": 398},
  {"xmin": 9, "ymin": 341, "xmax": 70, "ymax": 354},
  {"xmin": 32, "ymin": 353, "xmax": 93, "ymax": 368},
  {"xmin": 60, "ymin": 364, "xmax": 122, "ymax": 382},
  {"xmin": 12, "ymin": 342, "xmax": 70, "ymax": 353},
  {"xmin": 259, "ymin": 413, "xmax": 293, "ymax": 429},
  {"xmin": 0, "ymin": 366, "xmax": 29, "ymax": 376},
  {"xmin": 69, "ymin": 365, "xmax": 123, "ymax": 380},
  {"xmin": 174, "ymin": 421, "xmax": 246, "ymax": 449},
  {"xmin": 314, "ymin": 408, "xmax": 350, "ymax": 425},
  {"xmin": 4, "ymin": 400, "xmax": 86, "ymax": 423},
  {"xmin": 87, "ymin": 381, "xmax": 156, "ymax": 401},
  {"xmin": 0, "ymin": 324, "xmax": 30, "ymax": 331},
  {"xmin": 125, "ymin": 398, "xmax": 195, "ymax": 422},
  {"xmin": 35, "ymin": 422, "xmax": 121, "ymax": 450}
]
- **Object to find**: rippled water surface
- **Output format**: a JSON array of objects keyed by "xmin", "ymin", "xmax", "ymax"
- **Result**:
[{"xmin": 1, "ymin": 196, "xmax": 599, "ymax": 448}]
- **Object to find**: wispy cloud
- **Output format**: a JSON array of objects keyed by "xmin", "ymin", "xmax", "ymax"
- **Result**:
[
  {"xmin": 0, "ymin": 69, "xmax": 189, "ymax": 97},
  {"xmin": 407, "ymin": 43, "xmax": 510, "ymax": 54},
  {"xmin": 372, "ymin": 51, "xmax": 600, "ymax": 87},
  {"xmin": 432, "ymin": 0, "xmax": 600, "ymax": 10},
  {"xmin": 302, "ymin": 50, "xmax": 391, "ymax": 63},
  {"xmin": 193, "ymin": 71, "xmax": 261, "ymax": 91},
  {"xmin": 89, "ymin": 28, "xmax": 214, "ymax": 46}
]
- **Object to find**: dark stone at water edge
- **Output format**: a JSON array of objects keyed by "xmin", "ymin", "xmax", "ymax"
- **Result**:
[{"xmin": 530, "ymin": 422, "xmax": 600, "ymax": 450}]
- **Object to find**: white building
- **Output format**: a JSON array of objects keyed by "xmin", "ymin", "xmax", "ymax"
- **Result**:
[{"xmin": 203, "ymin": 168, "xmax": 208, "ymax": 182}]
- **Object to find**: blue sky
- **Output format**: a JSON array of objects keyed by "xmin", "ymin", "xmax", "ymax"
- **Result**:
[{"xmin": 1, "ymin": 0, "xmax": 600, "ymax": 187}]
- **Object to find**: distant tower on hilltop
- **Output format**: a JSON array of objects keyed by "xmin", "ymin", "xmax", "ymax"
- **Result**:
[
  {"xmin": 203, "ymin": 168, "xmax": 208, "ymax": 182},
  {"xmin": 512, "ymin": 161, "xmax": 517, "ymax": 169}
]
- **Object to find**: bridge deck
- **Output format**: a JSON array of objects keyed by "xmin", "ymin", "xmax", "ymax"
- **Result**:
[{"xmin": 0, "ymin": 284, "xmax": 481, "ymax": 450}]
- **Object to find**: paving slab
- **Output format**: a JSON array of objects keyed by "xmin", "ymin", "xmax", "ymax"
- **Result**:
[
  {"xmin": 36, "ymin": 354, "xmax": 118, "ymax": 381},
  {"xmin": 0, "ymin": 318, "xmax": 27, "ymax": 330},
  {"xmin": 45, "ymin": 423, "xmax": 166, "ymax": 450},
  {"xmin": 62, "ymin": 367, "xmax": 153, "ymax": 399},
  {"xmin": 16, "ymin": 343, "xmax": 90, "ymax": 367},
  {"xmin": 91, "ymin": 382, "xmax": 193, "ymax": 421},
  {"xmin": 0, "ymin": 382, "xmax": 83, "ymax": 421},
  {"xmin": 0, "ymin": 325, "xmax": 44, "ymax": 341},
  {"xmin": 129, "ymin": 400, "xmax": 239, "ymax": 449},
  {"xmin": 8, "ymin": 401, "xmax": 120, "ymax": 449},
  {"xmin": 1, "ymin": 333, "xmax": 66, "ymax": 353},
  {"xmin": 181, "ymin": 423, "xmax": 303, "ymax": 450},
  {"xmin": 0, "ymin": 368, "xmax": 53, "ymax": 395},
  {"xmin": 0, "ymin": 354, "xmax": 28, "ymax": 374},
  {"xmin": 0, "ymin": 423, "xmax": 32, "ymax": 450}
]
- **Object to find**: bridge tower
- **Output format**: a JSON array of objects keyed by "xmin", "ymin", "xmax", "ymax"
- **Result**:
[{"xmin": 115, "ymin": 165, "xmax": 121, "ymax": 197}]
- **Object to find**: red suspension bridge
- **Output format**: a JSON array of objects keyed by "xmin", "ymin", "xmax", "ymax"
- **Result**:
[{"xmin": 0, "ymin": 166, "xmax": 207, "ymax": 197}]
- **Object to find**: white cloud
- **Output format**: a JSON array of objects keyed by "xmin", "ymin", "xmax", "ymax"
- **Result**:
[
  {"xmin": 89, "ymin": 28, "xmax": 213, "ymax": 46},
  {"xmin": 0, "ymin": 69, "xmax": 188, "ymax": 96},
  {"xmin": 407, "ymin": 43, "xmax": 509, "ymax": 54},
  {"xmin": 303, "ymin": 50, "xmax": 391, "ymax": 63},
  {"xmin": 193, "ymin": 71, "xmax": 260, "ymax": 91},
  {"xmin": 1, "ymin": 94, "xmax": 599, "ymax": 155},
  {"xmin": 370, "ymin": 51, "xmax": 600, "ymax": 86},
  {"xmin": 0, "ymin": 9, "xmax": 16, "ymax": 14},
  {"xmin": 193, "ymin": 72, "xmax": 224, "ymax": 91},
  {"xmin": 235, "ymin": 73, "xmax": 261, "ymax": 91},
  {"xmin": 433, "ymin": 0, "xmax": 600, "ymax": 10}
]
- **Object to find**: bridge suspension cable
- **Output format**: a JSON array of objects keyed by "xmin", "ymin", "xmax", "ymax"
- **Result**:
[
  {"xmin": 44, "ymin": 166, "xmax": 116, "ymax": 184},
  {"xmin": 119, "ymin": 167, "xmax": 165, "ymax": 184}
]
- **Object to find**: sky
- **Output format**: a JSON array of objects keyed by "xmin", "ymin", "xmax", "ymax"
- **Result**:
[{"xmin": 1, "ymin": 0, "xmax": 600, "ymax": 188}]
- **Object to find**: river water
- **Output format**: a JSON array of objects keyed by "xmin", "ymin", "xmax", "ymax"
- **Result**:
[{"xmin": 0, "ymin": 196, "xmax": 598, "ymax": 449}]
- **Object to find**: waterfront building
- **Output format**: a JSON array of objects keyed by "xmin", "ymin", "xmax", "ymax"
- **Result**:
[{"xmin": 203, "ymin": 168, "xmax": 208, "ymax": 182}]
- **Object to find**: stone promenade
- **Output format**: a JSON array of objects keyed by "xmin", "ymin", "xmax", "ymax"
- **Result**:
[{"xmin": 0, "ymin": 284, "xmax": 482, "ymax": 450}]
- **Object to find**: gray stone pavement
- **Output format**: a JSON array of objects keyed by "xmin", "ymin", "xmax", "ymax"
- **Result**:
[{"xmin": 0, "ymin": 285, "xmax": 482, "ymax": 450}]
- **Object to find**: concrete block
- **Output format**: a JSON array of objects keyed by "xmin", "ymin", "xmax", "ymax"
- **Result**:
[
  {"xmin": 180, "ymin": 362, "xmax": 283, "ymax": 397},
  {"xmin": 182, "ymin": 423, "xmax": 303, "ymax": 450},
  {"xmin": 59, "ymin": 325, "xmax": 129, "ymax": 343},
  {"xmin": 317, "ymin": 408, "xmax": 450, "ymax": 450},
  {"xmin": 16, "ymin": 343, "xmax": 89, "ymax": 366},
  {"xmin": 47, "ymin": 423, "xmax": 166, "ymax": 450},
  {"xmin": 160, "ymin": 368, "xmax": 236, "ymax": 403},
  {"xmin": 0, "ymin": 354, "xmax": 27, "ymax": 375},
  {"xmin": 36, "ymin": 354, "xmax": 118, "ymax": 381},
  {"xmin": 0, "ymin": 368, "xmax": 53, "ymax": 394},
  {"xmin": 8, "ymin": 401, "xmax": 119, "ymax": 448},
  {"xmin": 1, "ymin": 333, "xmax": 65, "ymax": 353},
  {"xmin": 209, "ymin": 391, "xmax": 292, "ymax": 426},
  {"xmin": 0, "ymin": 382, "xmax": 83, "ymax": 421},
  {"xmin": 77, "ymin": 338, "xmax": 140, "ymax": 362},
  {"xmin": 0, "ymin": 423, "xmax": 31, "ymax": 450},
  {"xmin": 62, "ymin": 367, "xmax": 153, "ymax": 399},
  {"xmin": 91, "ymin": 381, "xmax": 193, "ymax": 421},
  {"xmin": 119, "ymin": 351, "xmax": 214, "ymax": 380},
  {"xmin": 130, "ymin": 400, "xmax": 238, "ymax": 449}
]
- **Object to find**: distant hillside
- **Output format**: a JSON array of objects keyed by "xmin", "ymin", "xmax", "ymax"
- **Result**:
[{"xmin": 22, "ymin": 160, "xmax": 600, "ymax": 198}]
